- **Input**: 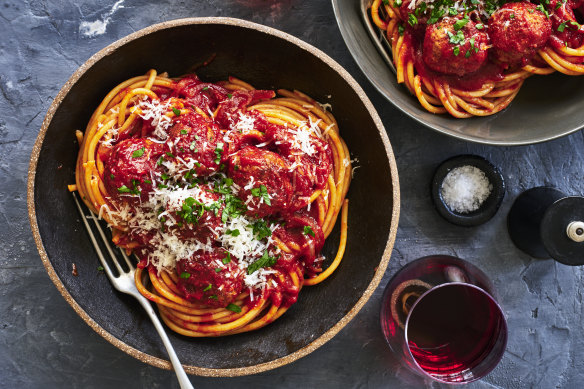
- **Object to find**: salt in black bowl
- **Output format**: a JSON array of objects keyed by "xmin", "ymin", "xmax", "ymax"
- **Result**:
[{"xmin": 432, "ymin": 155, "xmax": 505, "ymax": 227}]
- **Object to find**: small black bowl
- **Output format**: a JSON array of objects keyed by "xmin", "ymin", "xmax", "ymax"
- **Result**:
[{"xmin": 431, "ymin": 155, "xmax": 505, "ymax": 227}]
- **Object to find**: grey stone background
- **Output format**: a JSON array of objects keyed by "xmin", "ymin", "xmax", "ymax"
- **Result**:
[{"xmin": 2, "ymin": 0, "xmax": 584, "ymax": 388}]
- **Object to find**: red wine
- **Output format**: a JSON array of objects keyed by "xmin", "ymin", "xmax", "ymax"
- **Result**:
[{"xmin": 405, "ymin": 284, "xmax": 505, "ymax": 382}]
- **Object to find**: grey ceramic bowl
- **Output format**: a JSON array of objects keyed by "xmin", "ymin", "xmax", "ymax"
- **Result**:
[
  {"xmin": 333, "ymin": 0, "xmax": 584, "ymax": 145},
  {"xmin": 28, "ymin": 18, "xmax": 400, "ymax": 376}
]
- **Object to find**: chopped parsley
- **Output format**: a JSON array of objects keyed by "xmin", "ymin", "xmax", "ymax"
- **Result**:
[
  {"xmin": 250, "ymin": 184, "xmax": 271, "ymax": 206},
  {"xmin": 180, "ymin": 129, "xmax": 188, "ymax": 135},
  {"xmin": 427, "ymin": 8, "xmax": 445, "ymax": 24},
  {"xmin": 166, "ymin": 152, "xmax": 175, "ymax": 158},
  {"xmin": 453, "ymin": 16, "xmax": 469, "ymax": 31},
  {"xmin": 303, "ymin": 225, "xmax": 315, "ymax": 237},
  {"xmin": 227, "ymin": 93, "xmax": 233, "ymax": 99},
  {"xmin": 251, "ymin": 220, "xmax": 272, "ymax": 240},
  {"xmin": 226, "ymin": 229, "xmax": 240, "ymax": 237},
  {"xmin": 476, "ymin": 23, "xmax": 484, "ymax": 30},
  {"xmin": 447, "ymin": 30, "xmax": 465, "ymax": 45},
  {"xmin": 180, "ymin": 272, "xmax": 191, "ymax": 279},
  {"xmin": 221, "ymin": 194, "xmax": 247, "ymax": 223},
  {"xmin": 203, "ymin": 284, "xmax": 212, "ymax": 292},
  {"xmin": 247, "ymin": 251, "xmax": 277, "ymax": 275},
  {"xmin": 157, "ymin": 156, "xmax": 164, "ymax": 166},
  {"xmin": 97, "ymin": 266, "xmax": 104, "ymax": 271},
  {"xmin": 226, "ymin": 303, "xmax": 242, "ymax": 313},
  {"xmin": 117, "ymin": 185, "xmax": 131, "ymax": 193},
  {"xmin": 189, "ymin": 140, "xmax": 197, "ymax": 151},
  {"xmin": 408, "ymin": 13, "xmax": 418, "ymax": 26},
  {"xmin": 222, "ymin": 253, "xmax": 232, "ymax": 264},
  {"xmin": 172, "ymin": 107, "xmax": 181, "ymax": 116},
  {"xmin": 214, "ymin": 142, "xmax": 224, "ymax": 164},
  {"xmin": 132, "ymin": 147, "xmax": 145, "ymax": 158},
  {"xmin": 536, "ymin": 4, "xmax": 550, "ymax": 18},
  {"xmin": 202, "ymin": 86, "xmax": 209, "ymax": 91},
  {"xmin": 215, "ymin": 268, "xmax": 222, "ymax": 273},
  {"xmin": 178, "ymin": 196, "xmax": 207, "ymax": 224}
]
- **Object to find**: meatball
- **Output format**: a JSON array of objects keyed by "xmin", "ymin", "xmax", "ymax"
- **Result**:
[
  {"xmin": 227, "ymin": 146, "xmax": 293, "ymax": 218},
  {"xmin": 264, "ymin": 123, "xmax": 333, "ymax": 210},
  {"xmin": 489, "ymin": 2, "xmax": 552, "ymax": 65},
  {"xmin": 104, "ymin": 138, "xmax": 164, "ymax": 202},
  {"xmin": 423, "ymin": 17, "xmax": 490, "ymax": 76},
  {"xmin": 164, "ymin": 184, "xmax": 223, "ymax": 242},
  {"xmin": 166, "ymin": 112, "xmax": 222, "ymax": 177},
  {"xmin": 176, "ymin": 249, "xmax": 244, "ymax": 308}
]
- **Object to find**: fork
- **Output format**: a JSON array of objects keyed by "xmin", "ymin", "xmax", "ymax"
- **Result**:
[
  {"xmin": 72, "ymin": 192, "xmax": 194, "ymax": 389},
  {"xmin": 360, "ymin": 0, "xmax": 398, "ymax": 75}
]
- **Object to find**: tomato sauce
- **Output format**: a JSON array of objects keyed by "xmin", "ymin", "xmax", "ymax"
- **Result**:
[{"xmin": 103, "ymin": 75, "xmax": 333, "ymax": 309}]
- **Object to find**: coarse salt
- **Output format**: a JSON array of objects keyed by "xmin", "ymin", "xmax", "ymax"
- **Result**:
[{"xmin": 441, "ymin": 165, "xmax": 492, "ymax": 213}]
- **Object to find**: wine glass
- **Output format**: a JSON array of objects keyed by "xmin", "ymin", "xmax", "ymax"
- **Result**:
[{"xmin": 380, "ymin": 255, "xmax": 507, "ymax": 384}]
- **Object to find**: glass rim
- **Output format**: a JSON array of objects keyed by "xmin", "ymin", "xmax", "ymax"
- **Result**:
[{"xmin": 403, "ymin": 282, "xmax": 508, "ymax": 385}]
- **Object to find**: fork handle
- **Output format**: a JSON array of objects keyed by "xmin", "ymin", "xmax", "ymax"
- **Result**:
[{"xmin": 136, "ymin": 297, "xmax": 194, "ymax": 389}]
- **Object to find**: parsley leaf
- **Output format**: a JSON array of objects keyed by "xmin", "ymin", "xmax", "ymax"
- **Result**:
[
  {"xmin": 447, "ymin": 30, "xmax": 465, "ymax": 45},
  {"xmin": 408, "ymin": 13, "xmax": 418, "ymax": 26},
  {"xmin": 247, "ymin": 251, "xmax": 277, "ymax": 275},
  {"xmin": 222, "ymin": 253, "xmax": 232, "ymax": 264},
  {"xmin": 203, "ymin": 284, "xmax": 212, "ymax": 292},
  {"xmin": 303, "ymin": 226, "xmax": 315, "ymax": 237},
  {"xmin": 453, "ymin": 16, "xmax": 469, "ymax": 31},
  {"xmin": 251, "ymin": 185, "xmax": 271, "ymax": 206},
  {"xmin": 221, "ymin": 195, "xmax": 247, "ymax": 223},
  {"xmin": 226, "ymin": 229, "xmax": 240, "ymax": 237},
  {"xmin": 180, "ymin": 272, "xmax": 191, "ymax": 279},
  {"xmin": 251, "ymin": 220, "xmax": 272, "ymax": 240},
  {"xmin": 226, "ymin": 303, "xmax": 242, "ymax": 313},
  {"xmin": 214, "ymin": 142, "xmax": 224, "ymax": 164},
  {"xmin": 172, "ymin": 107, "xmax": 181, "ymax": 116},
  {"xmin": 132, "ymin": 147, "xmax": 145, "ymax": 158}
]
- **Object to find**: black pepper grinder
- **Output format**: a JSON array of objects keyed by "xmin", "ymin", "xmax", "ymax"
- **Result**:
[{"xmin": 507, "ymin": 187, "xmax": 584, "ymax": 265}]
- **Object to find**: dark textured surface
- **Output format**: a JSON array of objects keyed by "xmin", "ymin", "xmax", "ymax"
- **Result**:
[
  {"xmin": 33, "ymin": 20, "xmax": 395, "ymax": 370},
  {"xmin": 3, "ymin": 0, "xmax": 584, "ymax": 388}
]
